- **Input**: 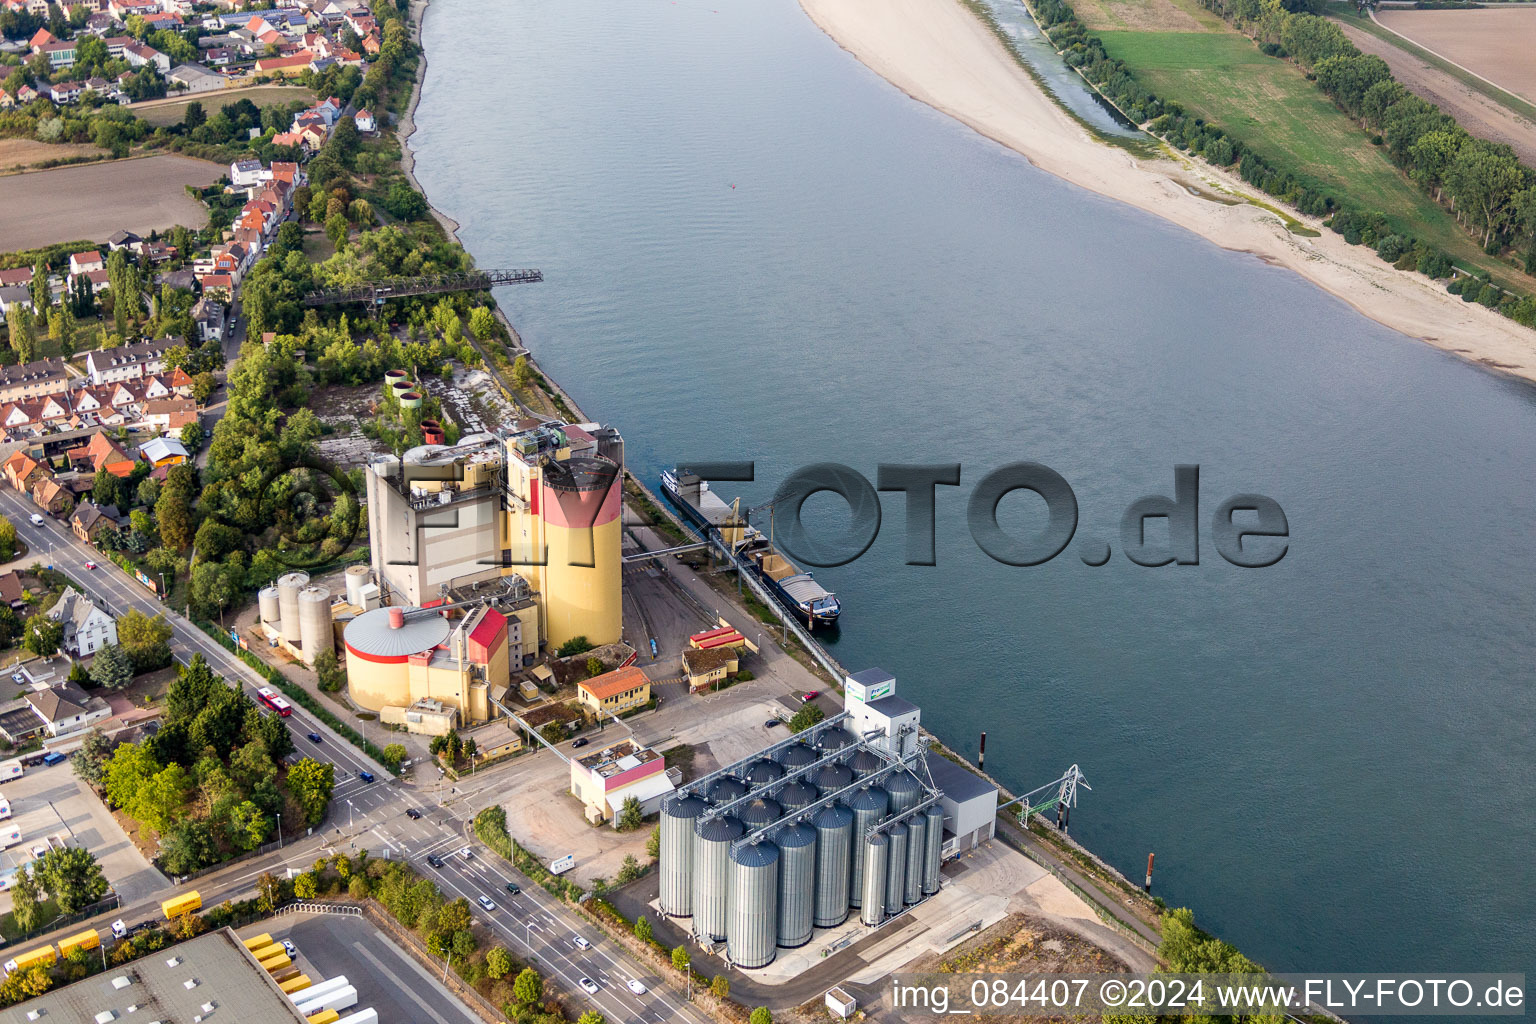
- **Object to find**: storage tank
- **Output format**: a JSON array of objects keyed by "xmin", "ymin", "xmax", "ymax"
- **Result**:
[
  {"xmin": 540, "ymin": 455, "xmax": 623, "ymax": 649},
  {"xmin": 812, "ymin": 803, "xmax": 854, "ymax": 927},
  {"xmin": 421, "ymin": 418, "xmax": 446, "ymax": 445},
  {"xmin": 692, "ymin": 815, "xmax": 743, "ymax": 942},
  {"xmin": 726, "ymin": 841, "xmax": 779, "ymax": 968},
  {"xmin": 923, "ymin": 804, "xmax": 945, "ymax": 895},
  {"xmin": 736, "ymin": 797, "xmax": 781, "ymax": 831},
  {"xmin": 344, "ymin": 565, "xmax": 371, "ymax": 606},
  {"xmin": 276, "ymin": 572, "xmax": 309, "ymax": 643},
  {"xmin": 846, "ymin": 748, "xmax": 882, "ymax": 779},
  {"xmin": 815, "ymin": 726, "xmax": 856, "ymax": 754},
  {"xmin": 843, "ymin": 786, "xmax": 889, "ymax": 908},
  {"xmin": 776, "ymin": 742, "xmax": 817, "ymax": 769},
  {"xmin": 886, "ymin": 769, "xmax": 923, "ymax": 816},
  {"xmin": 885, "ymin": 822, "xmax": 909, "ymax": 917},
  {"xmin": 904, "ymin": 814, "xmax": 926, "ymax": 905},
  {"xmin": 297, "ymin": 585, "xmax": 333, "ymax": 661},
  {"xmin": 777, "ymin": 780, "xmax": 818, "ymax": 816},
  {"xmin": 399, "ymin": 391, "xmax": 423, "ymax": 410},
  {"xmin": 775, "ymin": 823, "xmax": 816, "ymax": 948},
  {"xmin": 744, "ymin": 758, "xmax": 783, "ymax": 787},
  {"xmin": 708, "ymin": 777, "xmax": 747, "ymax": 805},
  {"xmin": 258, "ymin": 585, "xmax": 281, "ymax": 626},
  {"xmin": 859, "ymin": 834, "xmax": 889, "ymax": 926},
  {"xmin": 812, "ymin": 763, "xmax": 853, "ymax": 795},
  {"xmin": 384, "ymin": 369, "xmax": 407, "ymax": 390},
  {"xmin": 660, "ymin": 794, "xmax": 707, "ymax": 916},
  {"xmin": 390, "ymin": 377, "xmax": 413, "ymax": 398}
]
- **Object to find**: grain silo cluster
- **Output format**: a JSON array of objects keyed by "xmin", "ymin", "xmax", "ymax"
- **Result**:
[{"xmin": 658, "ymin": 669, "xmax": 997, "ymax": 970}]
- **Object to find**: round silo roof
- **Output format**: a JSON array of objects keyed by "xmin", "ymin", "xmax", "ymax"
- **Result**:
[{"xmin": 344, "ymin": 606, "xmax": 451, "ymax": 661}]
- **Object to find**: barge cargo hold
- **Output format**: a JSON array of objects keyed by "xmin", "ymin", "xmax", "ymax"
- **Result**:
[{"xmin": 752, "ymin": 550, "xmax": 840, "ymax": 628}]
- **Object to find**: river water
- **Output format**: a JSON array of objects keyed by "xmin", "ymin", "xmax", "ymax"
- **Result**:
[{"xmin": 412, "ymin": 0, "xmax": 1536, "ymax": 978}]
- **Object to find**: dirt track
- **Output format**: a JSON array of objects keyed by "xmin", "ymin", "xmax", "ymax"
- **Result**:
[
  {"xmin": 0, "ymin": 154, "xmax": 221, "ymax": 250},
  {"xmin": 1338, "ymin": 20, "xmax": 1536, "ymax": 168}
]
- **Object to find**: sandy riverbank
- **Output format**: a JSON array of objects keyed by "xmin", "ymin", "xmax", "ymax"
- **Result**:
[
  {"xmin": 398, "ymin": 0, "xmax": 463, "ymax": 244},
  {"xmin": 799, "ymin": 0, "xmax": 1536, "ymax": 383}
]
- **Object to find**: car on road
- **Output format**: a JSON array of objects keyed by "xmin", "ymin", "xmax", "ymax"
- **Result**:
[
  {"xmin": 28, "ymin": 514, "xmax": 43, "ymax": 526},
  {"xmin": 83, "ymin": 561, "xmax": 96, "ymax": 570},
  {"xmin": 41, "ymin": 752, "xmax": 66, "ymax": 766},
  {"xmin": 358, "ymin": 770, "xmax": 374, "ymax": 783},
  {"xmin": 405, "ymin": 808, "xmax": 422, "ymax": 820},
  {"xmin": 578, "ymin": 977, "xmax": 599, "ymax": 995},
  {"xmin": 800, "ymin": 690, "xmax": 819, "ymax": 702},
  {"xmin": 571, "ymin": 737, "xmax": 588, "ymax": 748},
  {"xmin": 626, "ymin": 979, "xmax": 647, "ymax": 995},
  {"xmin": 459, "ymin": 846, "xmax": 472, "ymax": 858},
  {"xmin": 765, "ymin": 719, "xmax": 781, "ymax": 728},
  {"xmin": 572, "ymin": 935, "xmax": 590, "ymax": 950},
  {"xmin": 282, "ymin": 939, "xmax": 297, "ymax": 958},
  {"xmin": 29, "ymin": 844, "xmax": 46, "ymax": 859},
  {"xmin": 10, "ymin": 673, "xmax": 22, "ymax": 684},
  {"xmin": 307, "ymin": 732, "xmax": 322, "ymax": 743},
  {"xmin": 477, "ymin": 896, "xmax": 497, "ymax": 912},
  {"xmin": 426, "ymin": 854, "xmax": 444, "ymax": 868},
  {"xmin": 504, "ymin": 883, "xmax": 520, "ymax": 895}
]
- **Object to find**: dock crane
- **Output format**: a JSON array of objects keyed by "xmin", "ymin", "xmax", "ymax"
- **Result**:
[{"xmin": 998, "ymin": 764, "xmax": 1091, "ymax": 833}]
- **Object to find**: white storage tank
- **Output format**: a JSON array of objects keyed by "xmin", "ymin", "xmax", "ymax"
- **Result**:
[
  {"xmin": 276, "ymin": 572, "xmax": 309, "ymax": 643},
  {"xmin": 297, "ymin": 585, "xmax": 333, "ymax": 661},
  {"xmin": 258, "ymin": 585, "xmax": 281, "ymax": 626},
  {"xmin": 344, "ymin": 565, "xmax": 371, "ymax": 605}
]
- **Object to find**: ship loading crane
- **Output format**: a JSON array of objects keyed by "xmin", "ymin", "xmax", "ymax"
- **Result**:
[{"xmin": 997, "ymin": 764, "xmax": 1091, "ymax": 833}]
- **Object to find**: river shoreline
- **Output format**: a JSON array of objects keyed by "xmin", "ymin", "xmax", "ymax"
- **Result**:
[{"xmin": 798, "ymin": 0, "xmax": 1536, "ymax": 385}]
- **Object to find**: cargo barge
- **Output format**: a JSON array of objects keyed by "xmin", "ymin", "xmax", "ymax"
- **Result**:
[
  {"xmin": 660, "ymin": 468, "xmax": 762, "ymax": 551},
  {"xmin": 750, "ymin": 550, "xmax": 840, "ymax": 628}
]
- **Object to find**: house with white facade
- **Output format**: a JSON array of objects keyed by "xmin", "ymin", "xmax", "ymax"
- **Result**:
[
  {"xmin": 24, "ymin": 682, "xmax": 111, "ymax": 738},
  {"xmin": 85, "ymin": 338, "xmax": 177, "ymax": 385},
  {"xmin": 46, "ymin": 586, "xmax": 118, "ymax": 656}
]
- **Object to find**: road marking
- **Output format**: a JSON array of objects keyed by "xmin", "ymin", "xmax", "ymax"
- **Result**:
[{"xmin": 351, "ymin": 942, "xmax": 456, "ymax": 1024}]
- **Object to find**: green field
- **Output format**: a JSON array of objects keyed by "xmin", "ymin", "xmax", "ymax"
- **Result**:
[
  {"xmin": 133, "ymin": 86, "xmax": 315, "ymax": 127},
  {"xmin": 1097, "ymin": 28, "xmax": 1524, "ymax": 287}
]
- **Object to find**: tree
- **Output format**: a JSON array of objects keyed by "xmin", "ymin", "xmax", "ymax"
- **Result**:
[
  {"xmin": 32, "ymin": 846, "xmax": 108, "ymax": 913},
  {"xmin": 381, "ymin": 743, "xmax": 407, "ymax": 770},
  {"xmin": 556, "ymin": 635, "xmax": 593, "ymax": 658},
  {"xmin": 647, "ymin": 825, "xmax": 661, "ymax": 860},
  {"xmin": 671, "ymin": 945, "xmax": 690, "ymax": 972},
  {"xmin": 325, "ymin": 212, "xmax": 350, "ymax": 249},
  {"xmin": 787, "ymin": 704, "xmax": 825, "ymax": 733},
  {"xmin": 710, "ymin": 975, "xmax": 729, "ymax": 998},
  {"xmin": 469, "ymin": 307, "xmax": 496, "ymax": 341},
  {"xmin": 293, "ymin": 871, "xmax": 318, "ymax": 898},
  {"xmin": 179, "ymin": 421, "xmax": 204, "ymax": 451},
  {"xmin": 485, "ymin": 945, "xmax": 512, "ymax": 980},
  {"xmin": 634, "ymin": 915, "xmax": 652, "ymax": 942},
  {"xmin": 118, "ymin": 609, "xmax": 174, "ymax": 673},
  {"xmin": 9, "ymin": 865, "xmax": 43, "ymax": 934},
  {"xmin": 314, "ymin": 648, "xmax": 346, "ymax": 691},
  {"xmin": 0, "ymin": 606, "xmax": 18, "ymax": 649},
  {"xmin": 227, "ymin": 800, "xmax": 271, "ymax": 851},
  {"xmin": 71, "ymin": 728, "xmax": 115, "ymax": 787},
  {"xmin": 512, "ymin": 966, "xmax": 543, "ymax": 1004},
  {"xmin": 288, "ymin": 756, "xmax": 335, "ymax": 826},
  {"xmin": 749, "ymin": 1009, "xmax": 772, "ymax": 1024},
  {"xmin": 511, "ymin": 354, "xmax": 533, "ymax": 390},
  {"xmin": 7, "ymin": 304, "xmax": 36, "ymax": 363},
  {"xmin": 256, "ymin": 871, "xmax": 281, "ymax": 913},
  {"xmin": 159, "ymin": 819, "xmax": 217, "ymax": 875},
  {"xmin": 616, "ymin": 853, "xmax": 642, "ymax": 883},
  {"xmin": 383, "ymin": 181, "xmax": 427, "ymax": 220},
  {"xmin": 89, "ymin": 643, "xmax": 134, "ymax": 689},
  {"xmin": 182, "ymin": 100, "xmax": 205, "ymax": 130},
  {"xmin": 156, "ymin": 478, "xmax": 195, "ymax": 549},
  {"xmin": 576, "ymin": 1014, "xmax": 605, "ymax": 1024},
  {"xmin": 0, "ymin": 517, "xmax": 16, "ymax": 561},
  {"xmin": 23, "ymin": 613, "xmax": 62, "ymax": 658},
  {"xmin": 617, "ymin": 796, "xmax": 643, "ymax": 832},
  {"xmin": 462, "ymin": 737, "xmax": 476, "ymax": 761},
  {"xmin": 137, "ymin": 764, "xmax": 190, "ymax": 832}
]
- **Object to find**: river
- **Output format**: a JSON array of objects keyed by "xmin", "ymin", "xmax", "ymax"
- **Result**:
[{"xmin": 411, "ymin": 0, "xmax": 1536, "ymax": 978}]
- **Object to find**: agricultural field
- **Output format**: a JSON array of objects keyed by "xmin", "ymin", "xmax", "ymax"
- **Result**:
[
  {"xmin": 0, "ymin": 154, "xmax": 221, "ymax": 250},
  {"xmin": 1374, "ymin": 8, "xmax": 1536, "ymax": 106},
  {"xmin": 1095, "ymin": 27, "xmax": 1527, "ymax": 288},
  {"xmin": 1069, "ymin": 0, "xmax": 1223, "ymax": 33},
  {"xmin": 130, "ymin": 85, "xmax": 316, "ymax": 127},
  {"xmin": 0, "ymin": 138, "xmax": 105, "ymax": 173}
]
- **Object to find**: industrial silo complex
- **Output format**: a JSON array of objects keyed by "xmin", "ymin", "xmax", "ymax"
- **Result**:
[{"xmin": 657, "ymin": 668, "xmax": 998, "ymax": 969}]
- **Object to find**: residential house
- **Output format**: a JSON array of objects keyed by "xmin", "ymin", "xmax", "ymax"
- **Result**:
[
  {"xmin": 229, "ymin": 157, "xmax": 263, "ymax": 188},
  {"xmin": 72, "ymin": 431, "xmax": 135, "ymax": 477},
  {"xmin": 68, "ymin": 250, "xmax": 104, "ymax": 277},
  {"xmin": 353, "ymin": 107, "xmax": 374, "ymax": 133},
  {"xmin": 2, "ymin": 451, "xmax": 41, "ymax": 493},
  {"xmin": 169, "ymin": 366, "xmax": 196, "ymax": 396},
  {"xmin": 191, "ymin": 297, "xmax": 224, "ymax": 341},
  {"xmin": 155, "ymin": 268, "xmax": 197, "ymax": 292},
  {"xmin": 576, "ymin": 665, "xmax": 652, "ymax": 719},
  {"xmin": 683, "ymin": 645, "xmax": 739, "ymax": 693},
  {"xmin": 70, "ymin": 501, "xmax": 120, "ymax": 544},
  {"xmin": 0, "ymin": 286, "xmax": 31, "ymax": 316},
  {"xmin": 47, "ymin": 586, "xmax": 118, "ymax": 656},
  {"xmin": 254, "ymin": 52, "xmax": 312, "ymax": 76},
  {"xmin": 0, "ymin": 571, "xmax": 25, "ymax": 611},
  {"xmin": 85, "ymin": 338, "xmax": 176, "ymax": 385},
  {"xmin": 107, "ymin": 229, "xmax": 143, "ymax": 254},
  {"xmin": 140, "ymin": 9, "xmax": 181, "ymax": 29},
  {"xmin": 138, "ymin": 435, "xmax": 189, "ymax": 466},
  {"xmin": 122, "ymin": 40, "xmax": 171, "ymax": 73},
  {"xmin": 104, "ymin": 34, "xmax": 133, "ymax": 59},
  {"xmin": 141, "ymin": 398, "xmax": 196, "ymax": 433},
  {"xmin": 2, "ymin": 393, "xmax": 72, "ymax": 435},
  {"xmin": 28, "ymin": 27, "xmax": 55, "ymax": 50},
  {"xmin": 32, "ymin": 475, "xmax": 68, "ymax": 516},
  {"xmin": 198, "ymin": 273, "xmax": 233, "ymax": 300},
  {"xmin": 15, "ymin": 84, "xmax": 39, "ymax": 104},
  {"xmin": 141, "ymin": 240, "xmax": 176, "ymax": 264},
  {"xmin": 203, "ymin": 46, "xmax": 235, "ymax": 66},
  {"xmin": 168, "ymin": 63, "xmax": 222, "ymax": 93},
  {"xmin": 47, "ymin": 80, "xmax": 81, "ymax": 105},
  {"xmin": 0, "ymin": 358, "xmax": 69, "ymax": 404},
  {"xmin": 0, "ymin": 268, "xmax": 30, "ymax": 290},
  {"xmin": 24, "ymin": 682, "xmax": 111, "ymax": 737}
]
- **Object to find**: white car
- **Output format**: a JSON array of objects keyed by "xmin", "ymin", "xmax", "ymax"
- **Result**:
[
  {"xmin": 282, "ymin": 939, "xmax": 297, "ymax": 958},
  {"xmin": 477, "ymin": 896, "xmax": 497, "ymax": 912},
  {"xmin": 459, "ymin": 846, "xmax": 472, "ymax": 858},
  {"xmin": 571, "ymin": 935, "xmax": 590, "ymax": 950},
  {"xmin": 578, "ymin": 977, "xmax": 600, "ymax": 995},
  {"xmin": 626, "ymin": 978, "xmax": 647, "ymax": 995},
  {"xmin": 28, "ymin": 514, "xmax": 43, "ymax": 526}
]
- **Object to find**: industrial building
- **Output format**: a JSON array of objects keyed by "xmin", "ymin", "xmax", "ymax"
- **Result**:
[
  {"xmin": 658, "ymin": 669, "xmax": 997, "ymax": 970},
  {"xmin": 343, "ymin": 602, "xmax": 511, "ymax": 728},
  {"xmin": 570, "ymin": 738, "xmax": 676, "ymax": 826},
  {"xmin": 362, "ymin": 417, "xmax": 624, "ymax": 653}
]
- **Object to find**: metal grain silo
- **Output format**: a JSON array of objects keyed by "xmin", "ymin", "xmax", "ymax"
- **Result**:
[
  {"xmin": 726, "ymin": 841, "xmax": 779, "ymax": 968},
  {"xmin": 708, "ymin": 777, "xmax": 747, "ymax": 805},
  {"xmin": 816, "ymin": 726, "xmax": 856, "ymax": 754},
  {"xmin": 258, "ymin": 585, "xmax": 281, "ymax": 626},
  {"xmin": 276, "ymin": 572, "xmax": 309, "ymax": 643},
  {"xmin": 744, "ymin": 759, "xmax": 783, "ymax": 787},
  {"xmin": 344, "ymin": 564, "xmax": 371, "ymax": 606},
  {"xmin": 736, "ymin": 797, "xmax": 781, "ymax": 830},
  {"xmin": 844, "ymin": 786, "xmax": 889, "ymax": 908},
  {"xmin": 812, "ymin": 763, "xmax": 853, "ymax": 796},
  {"xmin": 923, "ymin": 804, "xmax": 945, "ymax": 895},
  {"xmin": 775, "ymin": 823, "xmax": 816, "ymax": 948},
  {"xmin": 846, "ymin": 748, "xmax": 882, "ymax": 779},
  {"xmin": 692, "ymin": 815, "xmax": 743, "ymax": 942},
  {"xmin": 859, "ymin": 833, "xmax": 889, "ymax": 926},
  {"xmin": 297, "ymin": 585, "xmax": 333, "ymax": 661},
  {"xmin": 885, "ymin": 769, "xmax": 923, "ymax": 816},
  {"xmin": 660, "ymin": 795, "xmax": 707, "ymax": 916},
  {"xmin": 777, "ymin": 780, "xmax": 818, "ymax": 816},
  {"xmin": 885, "ymin": 822, "xmax": 908, "ymax": 917},
  {"xmin": 904, "ymin": 814, "xmax": 926, "ymax": 905},
  {"xmin": 812, "ymin": 803, "xmax": 853, "ymax": 927},
  {"xmin": 777, "ymin": 742, "xmax": 818, "ymax": 769}
]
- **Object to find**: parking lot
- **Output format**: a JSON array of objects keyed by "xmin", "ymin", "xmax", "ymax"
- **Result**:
[
  {"xmin": 238, "ymin": 913, "xmax": 481, "ymax": 1024},
  {"xmin": 0, "ymin": 762, "xmax": 166, "ymax": 912}
]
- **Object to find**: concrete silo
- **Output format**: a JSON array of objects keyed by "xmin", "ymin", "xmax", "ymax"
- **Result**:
[
  {"xmin": 884, "ymin": 822, "xmax": 908, "ymax": 919},
  {"xmin": 904, "ymin": 814, "xmax": 926, "ymax": 905},
  {"xmin": 775, "ymin": 823, "xmax": 816, "ymax": 948},
  {"xmin": 539, "ymin": 456, "xmax": 623, "ymax": 649},
  {"xmin": 859, "ymin": 833, "xmax": 889, "ymax": 927},
  {"xmin": 923, "ymin": 804, "xmax": 945, "ymax": 895},
  {"xmin": 659, "ymin": 795, "xmax": 707, "ymax": 917},
  {"xmin": 692, "ymin": 816, "xmax": 743, "ymax": 942},
  {"xmin": 297, "ymin": 585, "xmax": 333, "ymax": 662},
  {"xmin": 811, "ymin": 803, "xmax": 853, "ymax": 928},
  {"xmin": 843, "ymin": 786, "xmax": 888, "ymax": 908},
  {"xmin": 258, "ymin": 585, "xmax": 281, "ymax": 628},
  {"xmin": 344, "ymin": 564, "xmax": 371, "ymax": 606},
  {"xmin": 276, "ymin": 572, "xmax": 309, "ymax": 643},
  {"xmin": 726, "ymin": 841, "xmax": 779, "ymax": 968}
]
